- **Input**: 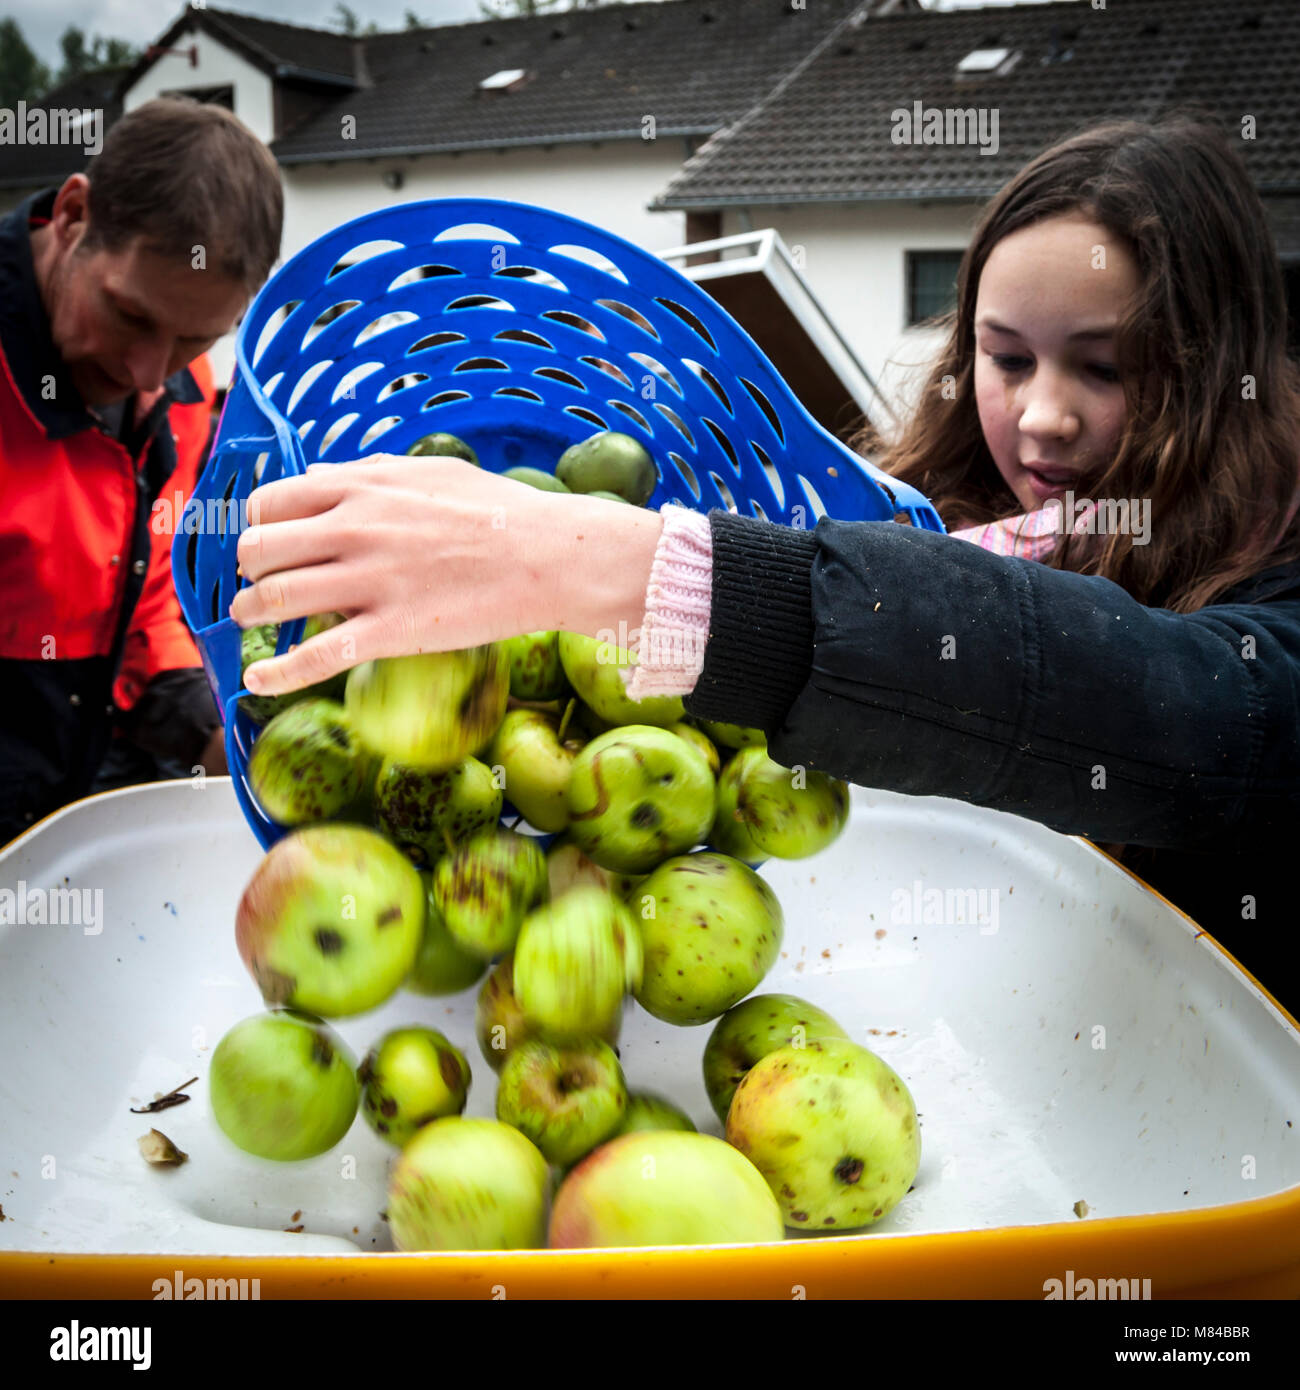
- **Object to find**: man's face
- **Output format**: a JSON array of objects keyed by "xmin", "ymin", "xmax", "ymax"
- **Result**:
[{"xmin": 38, "ymin": 178, "xmax": 247, "ymax": 408}]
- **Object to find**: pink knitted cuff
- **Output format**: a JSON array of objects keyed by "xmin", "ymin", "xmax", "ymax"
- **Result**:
[{"xmin": 620, "ymin": 503, "xmax": 713, "ymax": 700}]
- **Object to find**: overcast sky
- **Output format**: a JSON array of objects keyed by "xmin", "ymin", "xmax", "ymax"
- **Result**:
[{"xmin": 8, "ymin": 0, "xmax": 1066, "ymax": 74}]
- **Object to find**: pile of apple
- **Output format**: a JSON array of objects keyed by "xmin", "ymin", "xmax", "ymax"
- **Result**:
[{"xmin": 208, "ymin": 430, "xmax": 921, "ymax": 1251}]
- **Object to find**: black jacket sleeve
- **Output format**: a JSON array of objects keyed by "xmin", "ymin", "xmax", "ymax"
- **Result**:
[
  {"xmin": 115, "ymin": 667, "xmax": 221, "ymax": 767},
  {"xmin": 683, "ymin": 511, "xmax": 1300, "ymax": 856}
]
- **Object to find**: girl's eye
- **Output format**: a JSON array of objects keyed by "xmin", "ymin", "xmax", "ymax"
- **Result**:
[{"xmin": 990, "ymin": 354, "xmax": 1119, "ymax": 383}]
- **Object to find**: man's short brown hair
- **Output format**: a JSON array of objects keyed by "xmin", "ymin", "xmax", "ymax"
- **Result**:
[{"xmin": 81, "ymin": 97, "xmax": 283, "ymax": 295}]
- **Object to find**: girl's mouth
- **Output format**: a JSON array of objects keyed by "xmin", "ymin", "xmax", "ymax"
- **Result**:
[{"xmin": 1022, "ymin": 464, "xmax": 1075, "ymax": 501}]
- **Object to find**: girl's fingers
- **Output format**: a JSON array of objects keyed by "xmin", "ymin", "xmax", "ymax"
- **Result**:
[
  {"xmin": 237, "ymin": 514, "xmax": 343, "ymax": 584},
  {"xmin": 244, "ymin": 467, "xmax": 349, "ymax": 527},
  {"xmin": 243, "ymin": 616, "xmax": 372, "ymax": 697},
  {"xmin": 228, "ymin": 561, "xmax": 362, "ymax": 630}
]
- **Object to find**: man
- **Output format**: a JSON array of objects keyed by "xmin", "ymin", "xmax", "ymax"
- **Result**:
[{"xmin": 0, "ymin": 97, "xmax": 283, "ymax": 844}]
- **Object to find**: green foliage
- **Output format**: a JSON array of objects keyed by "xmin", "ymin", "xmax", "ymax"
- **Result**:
[
  {"xmin": 54, "ymin": 26, "xmax": 138, "ymax": 85},
  {"xmin": 477, "ymin": 0, "xmax": 626, "ymax": 17},
  {"xmin": 0, "ymin": 18, "xmax": 53, "ymax": 107}
]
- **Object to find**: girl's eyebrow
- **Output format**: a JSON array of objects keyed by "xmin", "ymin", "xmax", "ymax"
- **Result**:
[{"xmin": 978, "ymin": 317, "xmax": 1116, "ymax": 342}]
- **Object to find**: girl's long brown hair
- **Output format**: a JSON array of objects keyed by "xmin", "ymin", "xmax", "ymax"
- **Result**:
[{"xmin": 850, "ymin": 111, "xmax": 1300, "ymax": 612}]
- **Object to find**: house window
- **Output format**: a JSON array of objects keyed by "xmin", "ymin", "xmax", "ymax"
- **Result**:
[
  {"xmin": 906, "ymin": 251, "xmax": 963, "ymax": 327},
  {"xmin": 161, "ymin": 84, "xmax": 234, "ymax": 109}
]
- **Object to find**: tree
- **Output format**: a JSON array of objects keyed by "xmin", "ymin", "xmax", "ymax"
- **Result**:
[
  {"xmin": 331, "ymin": 3, "xmax": 380, "ymax": 36},
  {"xmin": 479, "ymin": 0, "xmax": 562, "ymax": 13},
  {"xmin": 59, "ymin": 26, "xmax": 92, "ymax": 82},
  {"xmin": 0, "ymin": 18, "xmax": 52, "ymax": 106},
  {"xmin": 53, "ymin": 26, "xmax": 140, "ymax": 86},
  {"xmin": 478, "ymin": 0, "xmax": 630, "ymax": 16},
  {"xmin": 95, "ymin": 38, "xmax": 138, "ymax": 67}
]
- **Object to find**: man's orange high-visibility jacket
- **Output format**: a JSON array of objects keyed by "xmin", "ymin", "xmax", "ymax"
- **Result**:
[{"xmin": 0, "ymin": 187, "xmax": 222, "ymax": 843}]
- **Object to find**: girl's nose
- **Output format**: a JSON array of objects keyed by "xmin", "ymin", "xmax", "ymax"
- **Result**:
[{"xmin": 1018, "ymin": 379, "xmax": 1079, "ymax": 442}]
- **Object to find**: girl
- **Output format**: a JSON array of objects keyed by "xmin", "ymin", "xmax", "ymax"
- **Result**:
[{"xmin": 231, "ymin": 114, "xmax": 1300, "ymax": 1012}]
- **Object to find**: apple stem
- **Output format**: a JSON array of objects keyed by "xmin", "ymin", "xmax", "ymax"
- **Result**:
[
  {"xmin": 557, "ymin": 697, "xmax": 576, "ymax": 744},
  {"xmin": 128, "ymin": 1076, "xmax": 199, "ymax": 1115}
]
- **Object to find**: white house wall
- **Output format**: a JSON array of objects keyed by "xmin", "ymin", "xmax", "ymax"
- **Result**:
[
  {"xmin": 124, "ymin": 27, "xmax": 274, "ymax": 143},
  {"xmin": 721, "ymin": 200, "xmax": 980, "ymax": 436},
  {"xmin": 281, "ymin": 142, "xmax": 687, "ymax": 260}
]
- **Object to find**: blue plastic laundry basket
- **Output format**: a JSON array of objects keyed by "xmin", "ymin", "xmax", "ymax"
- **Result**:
[{"xmin": 172, "ymin": 198, "xmax": 943, "ymax": 850}]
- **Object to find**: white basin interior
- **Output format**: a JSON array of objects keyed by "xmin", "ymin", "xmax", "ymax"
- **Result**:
[{"xmin": 1, "ymin": 778, "xmax": 1297, "ymax": 1256}]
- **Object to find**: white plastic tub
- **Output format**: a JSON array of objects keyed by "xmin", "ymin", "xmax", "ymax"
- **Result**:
[{"xmin": 1, "ymin": 779, "xmax": 1297, "ymax": 1298}]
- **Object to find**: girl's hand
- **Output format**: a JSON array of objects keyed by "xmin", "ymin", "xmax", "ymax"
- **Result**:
[{"xmin": 229, "ymin": 455, "xmax": 663, "ymax": 697}]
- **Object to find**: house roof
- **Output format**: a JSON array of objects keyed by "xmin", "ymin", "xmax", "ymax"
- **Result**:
[
  {"xmin": 652, "ymin": 0, "xmax": 1300, "ymax": 208},
  {"xmin": 0, "ymin": 67, "xmax": 127, "ymax": 191},
  {"xmin": 268, "ymin": 0, "xmax": 876, "ymax": 162},
  {"xmin": 120, "ymin": 5, "xmax": 363, "ymax": 90},
  {"xmin": 0, "ymin": 0, "xmax": 917, "ymax": 191}
]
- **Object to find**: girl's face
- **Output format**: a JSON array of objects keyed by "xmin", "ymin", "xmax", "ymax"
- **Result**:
[{"xmin": 973, "ymin": 212, "xmax": 1139, "ymax": 513}]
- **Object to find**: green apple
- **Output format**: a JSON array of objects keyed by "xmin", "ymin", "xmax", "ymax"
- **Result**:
[
  {"xmin": 346, "ymin": 647, "xmax": 508, "ymax": 772},
  {"xmin": 697, "ymin": 719, "xmax": 767, "ymax": 751},
  {"xmin": 726, "ymin": 1038, "xmax": 921, "ymax": 1232},
  {"xmin": 671, "ymin": 721, "xmax": 721, "ymax": 778},
  {"xmin": 475, "ymin": 952, "xmax": 623, "ymax": 1073},
  {"xmin": 407, "ymin": 432, "xmax": 478, "ymax": 464},
  {"xmin": 632, "ymin": 851, "xmax": 782, "ymax": 1025},
  {"xmin": 496, "ymin": 1036, "xmax": 627, "ymax": 1167},
  {"xmin": 611, "ymin": 1091, "xmax": 696, "ymax": 1138},
  {"xmin": 375, "ymin": 755, "xmax": 503, "ymax": 869},
  {"xmin": 549, "ymin": 1130, "xmax": 783, "ymax": 1248},
  {"xmin": 387, "ymin": 1117, "xmax": 549, "ymax": 1251},
  {"xmin": 358, "ymin": 1026, "xmax": 471, "ymax": 1148},
  {"xmin": 719, "ymin": 745, "xmax": 850, "ymax": 860},
  {"xmin": 235, "ymin": 824, "xmax": 425, "ymax": 1017},
  {"xmin": 239, "ymin": 623, "xmax": 288, "ymax": 727},
  {"xmin": 557, "ymin": 632, "xmax": 684, "ymax": 727},
  {"xmin": 240, "ymin": 613, "xmax": 349, "ymax": 725},
  {"xmin": 431, "ymin": 827, "xmax": 548, "ymax": 959},
  {"xmin": 555, "ymin": 430, "xmax": 656, "ymax": 505},
  {"xmin": 568, "ymin": 698, "xmax": 617, "ymax": 742},
  {"xmin": 546, "ymin": 838, "xmax": 642, "ymax": 902},
  {"xmin": 247, "ymin": 698, "xmax": 367, "ymax": 827},
  {"xmin": 490, "ymin": 707, "xmax": 581, "ymax": 833},
  {"xmin": 504, "ymin": 630, "xmax": 570, "ymax": 701},
  {"xmin": 513, "ymin": 885, "xmax": 641, "ymax": 1039},
  {"xmin": 405, "ymin": 877, "xmax": 487, "ymax": 994},
  {"xmin": 336, "ymin": 743, "xmax": 384, "ymax": 828},
  {"xmin": 475, "ymin": 953, "xmax": 533, "ymax": 1073},
  {"xmin": 707, "ymin": 752, "xmax": 769, "ymax": 867},
  {"xmin": 566, "ymin": 724, "xmax": 716, "ymax": 873},
  {"xmin": 209, "ymin": 1010, "xmax": 358, "ymax": 1162},
  {"xmin": 503, "ymin": 466, "xmax": 570, "ymax": 493},
  {"xmin": 702, "ymin": 993, "xmax": 849, "ymax": 1124}
]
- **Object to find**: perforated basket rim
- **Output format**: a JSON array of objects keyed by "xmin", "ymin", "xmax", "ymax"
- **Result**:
[{"xmin": 174, "ymin": 196, "xmax": 943, "ymax": 851}]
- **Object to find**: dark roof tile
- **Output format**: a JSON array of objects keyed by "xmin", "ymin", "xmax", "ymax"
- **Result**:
[
  {"xmin": 271, "ymin": 0, "xmax": 870, "ymax": 161},
  {"xmin": 653, "ymin": 0, "xmax": 1300, "ymax": 207}
]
